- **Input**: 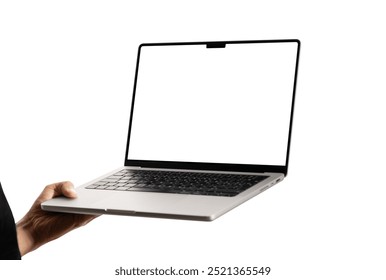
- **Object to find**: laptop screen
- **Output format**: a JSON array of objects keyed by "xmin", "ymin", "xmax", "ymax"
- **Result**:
[{"xmin": 126, "ymin": 41, "xmax": 299, "ymax": 168}]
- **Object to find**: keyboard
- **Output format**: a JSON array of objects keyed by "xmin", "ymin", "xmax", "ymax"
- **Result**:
[{"xmin": 86, "ymin": 169, "xmax": 268, "ymax": 197}]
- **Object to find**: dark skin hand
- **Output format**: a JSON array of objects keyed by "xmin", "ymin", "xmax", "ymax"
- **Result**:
[{"xmin": 16, "ymin": 181, "xmax": 97, "ymax": 256}]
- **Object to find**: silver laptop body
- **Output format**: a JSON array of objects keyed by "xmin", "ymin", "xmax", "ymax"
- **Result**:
[{"xmin": 42, "ymin": 40, "xmax": 300, "ymax": 221}]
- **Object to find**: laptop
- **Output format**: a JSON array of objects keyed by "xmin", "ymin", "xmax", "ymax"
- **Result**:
[{"xmin": 42, "ymin": 39, "xmax": 301, "ymax": 221}]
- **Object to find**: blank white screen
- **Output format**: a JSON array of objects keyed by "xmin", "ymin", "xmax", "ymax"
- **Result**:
[{"xmin": 128, "ymin": 42, "xmax": 298, "ymax": 166}]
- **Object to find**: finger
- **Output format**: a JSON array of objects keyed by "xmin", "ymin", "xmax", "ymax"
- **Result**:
[
  {"xmin": 37, "ymin": 181, "xmax": 76, "ymax": 203},
  {"xmin": 60, "ymin": 182, "xmax": 78, "ymax": 199}
]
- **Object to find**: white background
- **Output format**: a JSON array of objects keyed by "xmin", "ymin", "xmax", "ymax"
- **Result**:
[{"xmin": 0, "ymin": 1, "xmax": 385, "ymax": 279}]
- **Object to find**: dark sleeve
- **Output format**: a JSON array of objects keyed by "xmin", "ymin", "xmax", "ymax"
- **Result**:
[{"xmin": 0, "ymin": 182, "xmax": 22, "ymax": 260}]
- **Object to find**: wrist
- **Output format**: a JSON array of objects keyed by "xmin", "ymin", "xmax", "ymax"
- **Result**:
[{"xmin": 16, "ymin": 220, "xmax": 35, "ymax": 256}]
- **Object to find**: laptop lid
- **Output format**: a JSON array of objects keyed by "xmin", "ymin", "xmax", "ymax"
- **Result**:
[{"xmin": 124, "ymin": 40, "xmax": 300, "ymax": 175}]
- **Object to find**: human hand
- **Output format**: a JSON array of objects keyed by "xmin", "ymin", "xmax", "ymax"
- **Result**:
[{"xmin": 16, "ymin": 181, "xmax": 97, "ymax": 256}]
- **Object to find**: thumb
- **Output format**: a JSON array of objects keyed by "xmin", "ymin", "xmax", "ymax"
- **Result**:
[
  {"xmin": 37, "ymin": 181, "xmax": 77, "ymax": 204},
  {"xmin": 60, "ymin": 182, "xmax": 78, "ymax": 199}
]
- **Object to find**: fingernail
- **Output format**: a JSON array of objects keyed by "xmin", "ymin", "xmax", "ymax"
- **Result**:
[{"xmin": 68, "ymin": 188, "xmax": 77, "ymax": 197}]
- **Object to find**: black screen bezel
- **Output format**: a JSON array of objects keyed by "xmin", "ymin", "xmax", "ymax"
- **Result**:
[{"xmin": 124, "ymin": 39, "xmax": 301, "ymax": 176}]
